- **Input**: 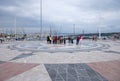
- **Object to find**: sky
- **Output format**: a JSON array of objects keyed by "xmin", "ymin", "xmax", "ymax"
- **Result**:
[{"xmin": 0, "ymin": 0, "xmax": 120, "ymax": 34}]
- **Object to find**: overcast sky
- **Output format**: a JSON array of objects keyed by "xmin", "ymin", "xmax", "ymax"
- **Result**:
[{"xmin": 0, "ymin": 0, "xmax": 120, "ymax": 34}]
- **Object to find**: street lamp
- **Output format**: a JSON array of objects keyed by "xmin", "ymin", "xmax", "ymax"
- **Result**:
[
  {"xmin": 40, "ymin": 0, "xmax": 42, "ymax": 40},
  {"xmin": 98, "ymin": 28, "xmax": 101, "ymax": 39},
  {"xmin": 14, "ymin": 16, "xmax": 17, "ymax": 39},
  {"xmin": 73, "ymin": 24, "xmax": 75, "ymax": 35}
]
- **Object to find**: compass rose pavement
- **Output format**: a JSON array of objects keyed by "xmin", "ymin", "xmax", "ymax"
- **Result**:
[{"xmin": 0, "ymin": 40, "xmax": 120, "ymax": 81}]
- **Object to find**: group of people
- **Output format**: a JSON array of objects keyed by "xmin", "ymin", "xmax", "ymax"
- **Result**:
[
  {"xmin": 92, "ymin": 35, "xmax": 97, "ymax": 41},
  {"xmin": 47, "ymin": 35, "xmax": 82, "ymax": 45},
  {"xmin": 47, "ymin": 35, "xmax": 66, "ymax": 44}
]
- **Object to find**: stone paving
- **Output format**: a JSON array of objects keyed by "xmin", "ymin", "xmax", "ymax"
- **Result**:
[
  {"xmin": 8, "ymin": 40, "xmax": 110, "ymax": 53},
  {"xmin": 0, "ymin": 40, "xmax": 120, "ymax": 81},
  {"xmin": 0, "ymin": 62, "xmax": 39, "ymax": 81},
  {"xmin": 88, "ymin": 60, "xmax": 120, "ymax": 81},
  {"xmin": 45, "ymin": 63, "xmax": 108, "ymax": 81}
]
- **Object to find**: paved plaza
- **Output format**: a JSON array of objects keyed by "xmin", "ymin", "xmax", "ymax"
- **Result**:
[{"xmin": 0, "ymin": 40, "xmax": 120, "ymax": 81}]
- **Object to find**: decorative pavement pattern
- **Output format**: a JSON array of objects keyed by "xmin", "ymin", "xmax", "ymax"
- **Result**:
[
  {"xmin": 0, "ymin": 40, "xmax": 120, "ymax": 81},
  {"xmin": 10, "ymin": 53, "xmax": 34, "ymax": 61},
  {"xmin": 8, "ymin": 41, "xmax": 110, "ymax": 53},
  {"xmin": 0, "ymin": 62, "xmax": 39, "ymax": 81},
  {"xmin": 0, "ymin": 61, "xmax": 5, "ymax": 64},
  {"xmin": 104, "ymin": 50, "xmax": 120, "ymax": 54},
  {"xmin": 0, "ymin": 61, "xmax": 120, "ymax": 81},
  {"xmin": 45, "ymin": 63, "xmax": 108, "ymax": 81},
  {"xmin": 88, "ymin": 60, "xmax": 120, "ymax": 81}
]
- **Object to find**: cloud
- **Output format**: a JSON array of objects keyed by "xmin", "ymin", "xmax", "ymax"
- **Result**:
[{"xmin": 0, "ymin": 0, "xmax": 120, "ymax": 33}]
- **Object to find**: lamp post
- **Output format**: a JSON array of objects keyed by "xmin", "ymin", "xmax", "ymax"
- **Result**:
[
  {"xmin": 73, "ymin": 24, "xmax": 75, "ymax": 35},
  {"xmin": 82, "ymin": 30, "xmax": 84, "ymax": 35},
  {"xmin": 15, "ymin": 16, "xmax": 17, "ymax": 39},
  {"xmin": 98, "ymin": 8, "xmax": 103, "ymax": 40},
  {"xmin": 98, "ymin": 28, "xmax": 101, "ymax": 39},
  {"xmin": 40, "ymin": 0, "xmax": 42, "ymax": 40},
  {"xmin": 50, "ymin": 26, "xmax": 52, "ymax": 35}
]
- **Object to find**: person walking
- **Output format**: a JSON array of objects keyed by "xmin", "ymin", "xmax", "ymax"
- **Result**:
[
  {"xmin": 53, "ymin": 36, "xmax": 57, "ymax": 44},
  {"xmin": 76, "ymin": 35, "xmax": 82, "ymax": 45},
  {"xmin": 49, "ymin": 35, "xmax": 52, "ymax": 44},
  {"xmin": 47, "ymin": 36, "xmax": 50, "ymax": 44},
  {"xmin": 76, "ymin": 36, "xmax": 79, "ymax": 45},
  {"xmin": 68, "ymin": 36, "xmax": 71, "ymax": 44},
  {"xmin": 63, "ymin": 36, "xmax": 66, "ymax": 45},
  {"xmin": 79, "ymin": 35, "xmax": 82, "ymax": 45}
]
